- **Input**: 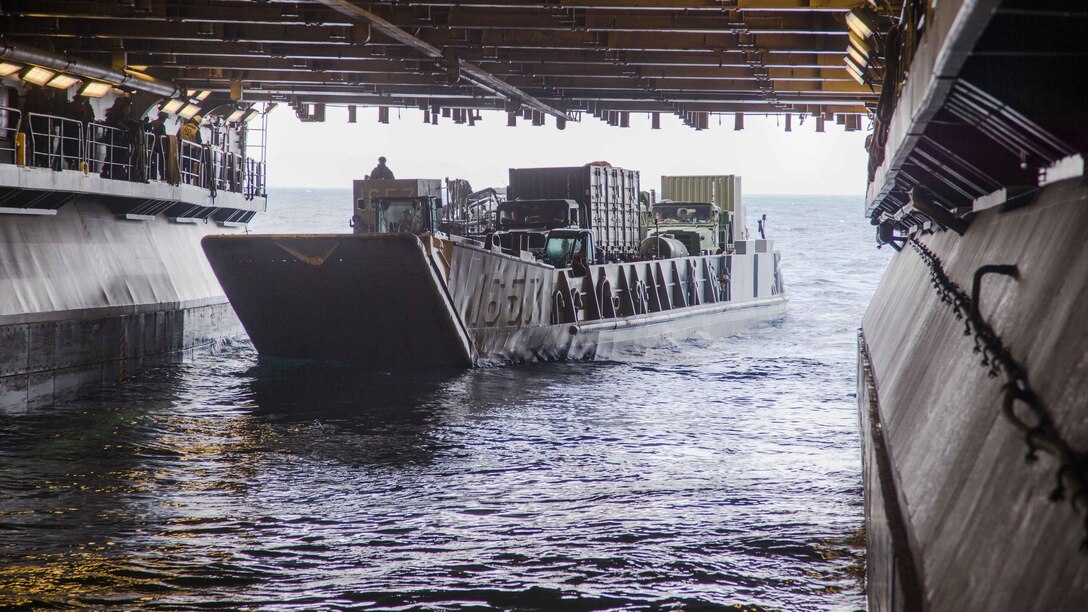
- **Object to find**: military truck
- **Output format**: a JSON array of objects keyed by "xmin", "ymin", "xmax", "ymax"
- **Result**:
[
  {"xmin": 643, "ymin": 175, "xmax": 746, "ymax": 255},
  {"xmin": 507, "ymin": 164, "xmax": 641, "ymax": 260},
  {"xmin": 351, "ymin": 178, "xmax": 442, "ymax": 235}
]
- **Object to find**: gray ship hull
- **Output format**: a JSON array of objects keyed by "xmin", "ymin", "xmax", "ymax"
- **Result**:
[
  {"xmin": 858, "ymin": 178, "xmax": 1088, "ymax": 611},
  {"xmin": 202, "ymin": 233, "xmax": 786, "ymax": 368},
  {"xmin": 0, "ymin": 201, "xmax": 244, "ymax": 412}
]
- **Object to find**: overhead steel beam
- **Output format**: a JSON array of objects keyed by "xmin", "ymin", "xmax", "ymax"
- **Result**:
[
  {"xmin": 8, "ymin": 16, "xmax": 845, "ymax": 53},
  {"xmin": 42, "ymin": 38, "xmax": 843, "ymax": 69},
  {"xmin": 154, "ymin": 55, "xmax": 855, "ymax": 83},
  {"xmin": 313, "ymin": 0, "xmax": 572, "ymax": 120},
  {"xmin": 4, "ymin": 2, "xmax": 847, "ymax": 36}
]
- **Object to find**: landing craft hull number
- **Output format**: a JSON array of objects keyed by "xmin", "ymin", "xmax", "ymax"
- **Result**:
[{"xmin": 467, "ymin": 272, "xmax": 545, "ymax": 326}]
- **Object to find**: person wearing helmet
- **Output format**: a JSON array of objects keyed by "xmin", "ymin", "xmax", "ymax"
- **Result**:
[{"xmin": 369, "ymin": 156, "xmax": 395, "ymax": 179}]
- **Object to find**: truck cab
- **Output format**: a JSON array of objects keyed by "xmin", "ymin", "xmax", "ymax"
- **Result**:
[
  {"xmin": 492, "ymin": 198, "xmax": 580, "ymax": 257},
  {"xmin": 543, "ymin": 228, "xmax": 596, "ymax": 274},
  {"xmin": 352, "ymin": 178, "xmax": 442, "ymax": 235},
  {"xmin": 372, "ymin": 196, "xmax": 438, "ymax": 234},
  {"xmin": 496, "ymin": 199, "xmax": 580, "ymax": 232},
  {"xmin": 645, "ymin": 201, "xmax": 727, "ymax": 254}
]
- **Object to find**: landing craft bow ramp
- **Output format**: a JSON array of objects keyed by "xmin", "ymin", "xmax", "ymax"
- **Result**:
[{"xmin": 0, "ymin": 0, "xmax": 879, "ymax": 130}]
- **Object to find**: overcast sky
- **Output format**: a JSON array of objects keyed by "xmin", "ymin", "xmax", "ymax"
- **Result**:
[{"xmin": 265, "ymin": 105, "xmax": 870, "ymax": 196}]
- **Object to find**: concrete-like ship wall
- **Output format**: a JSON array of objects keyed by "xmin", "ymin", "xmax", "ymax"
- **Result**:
[
  {"xmin": 1, "ymin": 200, "xmax": 242, "ymax": 411},
  {"xmin": 859, "ymin": 178, "xmax": 1088, "ymax": 611}
]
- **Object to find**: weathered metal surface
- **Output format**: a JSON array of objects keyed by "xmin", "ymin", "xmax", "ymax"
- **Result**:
[
  {"xmin": 0, "ymin": 198, "xmax": 245, "ymax": 411},
  {"xmin": 0, "ymin": 0, "xmax": 877, "ymax": 118},
  {"xmin": 459, "ymin": 237, "xmax": 787, "ymax": 363},
  {"xmin": 860, "ymin": 179, "xmax": 1088, "ymax": 611},
  {"xmin": 315, "ymin": 0, "xmax": 573, "ymax": 121},
  {"xmin": 205, "ymin": 231, "xmax": 786, "ymax": 368},
  {"xmin": 202, "ymin": 234, "xmax": 476, "ymax": 368},
  {"xmin": 0, "ymin": 200, "xmax": 237, "ymax": 325},
  {"xmin": 0, "ymin": 301, "xmax": 240, "ymax": 414},
  {"xmin": 864, "ymin": 1, "xmax": 1088, "ymax": 243}
]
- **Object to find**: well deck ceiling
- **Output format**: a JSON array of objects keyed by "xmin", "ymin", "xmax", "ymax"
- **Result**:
[{"xmin": 1, "ymin": 0, "xmax": 880, "ymax": 120}]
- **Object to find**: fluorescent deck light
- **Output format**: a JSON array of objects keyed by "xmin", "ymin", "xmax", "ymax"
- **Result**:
[
  {"xmin": 161, "ymin": 99, "xmax": 185, "ymax": 114},
  {"xmin": 79, "ymin": 81, "xmax": 112, "ymax": 97},
  {"xmin": 46, "ymin": 73, "xmax": 79, "ymax": 89},
  {"xmin": 178, "ymin": 103, "xmax": 201, "ymax": 120},
  {"xmin": 848, "ymin": 46, "xmax": 869, "ymax": 69},
  {"xmin": 227, "ymin": 108, "xmax": 245, "ymax": 122},
  {"xmin": 0, "ymin": 62, "xmax": 20, "ymax": 77},
  {"xmin": 846, "ymin": 7, "xmax": 879, "ymax": 40},
  {"xmin": 849, "ymin": 31, "xmax": 872, "ymax": 56},
  {"xmin": 20, "ymin": 66, "xmax": 55, "ymax": 85},
  {"xmin": 844, "ymin": 57, "xmax": 866, "ymax": 85}
]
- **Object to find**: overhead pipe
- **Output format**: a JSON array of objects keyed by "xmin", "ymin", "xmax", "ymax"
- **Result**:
[
  {"xmin": 314, "ymin": 0, "xmax": 572, "ymax": 122},
  {"xmin": 0, "ymin": 38, "xmax": 182, "ymax": 99}
]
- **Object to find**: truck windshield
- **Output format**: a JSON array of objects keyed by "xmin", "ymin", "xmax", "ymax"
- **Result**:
[
  {"xmin": 543, "ymin": 235, "xmax": 585, "ymax": 268},
  {"xmin": 652, "ymin": 204, "xmax": 713, "ymax": 223},
  {"xmin": 498, "ymin": 200, "xmax": 570, "ymax": 229},
  {"xmin": 379, "ymin": 199, "xmax": 427, "ymax": 233}
]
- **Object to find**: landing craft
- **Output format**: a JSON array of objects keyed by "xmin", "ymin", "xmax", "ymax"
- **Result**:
[{"xmin": 202, "ymin": 167, "xmax": 787, "ymax": 368}]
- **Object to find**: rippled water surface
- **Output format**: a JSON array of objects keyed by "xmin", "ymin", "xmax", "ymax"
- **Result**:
[{"xmin": 1, "ymin": 191, "xmax": 889, "ymax": 610}]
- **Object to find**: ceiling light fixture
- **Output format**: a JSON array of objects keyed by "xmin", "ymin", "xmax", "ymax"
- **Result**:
[
  {"xmin": 161, "ymin": 99, "xmax": 185, "ymax": 114},
  {"xmin": 843, "ymin": 57, "xmax": 867, "ymax": 85},
  {"xmin": 849, "ymin": 31, "xmax": 873, "ymax": 56},
  {"xmin": 178, "ymin": 103, "xmax": 202, "ymax": 120},
  {"xmin": 848, "ymin": 46, "xmax": 870, "ymax": 69},
  {"xmin": 846, "ymin": 7, "xmax": 880, "ymax": 40},
  {"xmin": 79, "ymin": 81, "xmax": 113, "ymax": 97},
  {"xmin": 20, "ymin": 66, "xmax": 56, "ymax": 85},
  {"xmin": 46, "ymin": 73, "xmax": 80, "ymax": 89}
]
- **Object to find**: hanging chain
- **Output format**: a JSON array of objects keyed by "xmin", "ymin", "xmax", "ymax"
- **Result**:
[{"xmin": 910, "ymin": 238, "xmax": 1088, "ymax": 551}]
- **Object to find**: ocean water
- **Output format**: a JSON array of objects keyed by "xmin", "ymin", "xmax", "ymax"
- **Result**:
[{"xmin": 0, "ymin": 189, "xmax": 890, "ymax": 610}]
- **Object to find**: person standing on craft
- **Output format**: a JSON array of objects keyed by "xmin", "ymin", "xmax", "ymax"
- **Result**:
[{"xmin": 369, "ymin": 156, "xmax": 395, "ymax": 179}]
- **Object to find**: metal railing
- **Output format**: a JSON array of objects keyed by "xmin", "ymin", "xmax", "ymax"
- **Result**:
[
  {"xmin": 86, "ymin": 122, "xmax": 131, "ymax": 179},
  {"xmin": 8, "ymin": 112, "xmax": 265, "ymax": 199},
  {"xmin": 178, "ymin": 139, "xmax": 206, "ymax": 188},
  {"xmin": 146, "ymin": 131, "xmax": 173, "ymax": 183},
  {"xmin": 26, "ymin": 112, "xmax": 84, "ymax": 172},
  {"xmin": 0, "ymin": 105, "xmax": 22, "ymax": 164},
  {"xmin": 243, "ymin": 157, "xmax": 264, "ymax": 200}
]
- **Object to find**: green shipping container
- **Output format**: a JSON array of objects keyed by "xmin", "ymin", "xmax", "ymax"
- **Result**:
[{"xmin": 659, "ymin": 175, "xmax": 746, "ymax": 240}]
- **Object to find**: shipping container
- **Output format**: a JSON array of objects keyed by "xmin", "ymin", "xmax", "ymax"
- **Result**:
[
  {"xmin": 660, "ymin": 175, "xmax": 746, "ymax": 240},
  {"xmin": 508, "ymin": 164, "xmax": 641, "ymax": 257}
]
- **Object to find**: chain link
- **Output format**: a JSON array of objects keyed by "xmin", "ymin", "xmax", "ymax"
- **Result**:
[{"xmin": 910, "ymin": 238, "xmax": 1088, "ymax": 551}]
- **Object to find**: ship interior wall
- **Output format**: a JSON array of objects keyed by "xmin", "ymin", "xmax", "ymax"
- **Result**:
[
  {"xmin": 0, "ymin": 198, "xmax": 244, "ymax": 411},
  {"xmin": 859, "ymin": 178, "xmax": 1088, "ymax": 611},
  {"xmin": 0, "ymin": 301, "xmax": 240, "ymax": 413}
]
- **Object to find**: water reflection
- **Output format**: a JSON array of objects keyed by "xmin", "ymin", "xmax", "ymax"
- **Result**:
[{"xmin": 0, "ymin": 194, "xmax": 885, "ymax": 609}]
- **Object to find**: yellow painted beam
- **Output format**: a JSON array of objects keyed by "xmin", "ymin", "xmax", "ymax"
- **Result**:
[
  {"xmin": 774, "ymin": 78, "xmax": 876, "ymax": 93},
  {"xmin": 737, "ymin": 0, "xmax": 856, "ymax": 10}
]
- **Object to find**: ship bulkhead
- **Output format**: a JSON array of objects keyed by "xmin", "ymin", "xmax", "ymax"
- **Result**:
[
  {"xmin": 857, "ymin": 1, "xmax": 1088, "ymax": 610},
  {"xmin": 0, "ymin": 88, "xmax": 266, "ymax": 412}
]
